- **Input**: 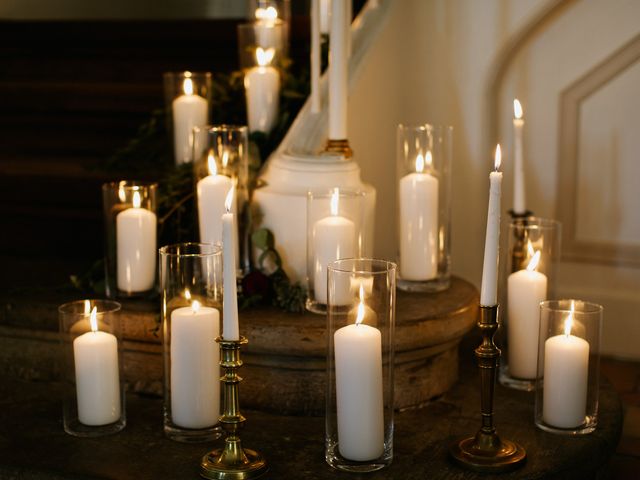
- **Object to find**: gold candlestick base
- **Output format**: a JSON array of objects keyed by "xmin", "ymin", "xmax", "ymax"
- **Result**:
[
  {"xmin": 200, "ymin": 337, "xmax": 268, "ymax": 480},
  {"xmin": 450, "ymin": 305, "xmax": 526, "ymax": 473},
  {"xmin": 324, "ymin": 139, "xmax": 353, "ymax": 158}
]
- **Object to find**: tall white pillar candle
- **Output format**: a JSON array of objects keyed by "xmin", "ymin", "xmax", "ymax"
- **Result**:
[
  {"xmin": 222, "ymin": 188, "xmax": 240, "ymax": 341},
  {"xmin": 334, "ymin": 302, "xmax": 384, "ymax": 461},
  {"xmin": 245, "ymin": 47, "xmax": 280, "ymax": 133},
  {"xmin": 507, "ymin": 250, "xmax": 547, "ymax": 379},
  {"xmin": 399, "ymin": 152, "xmax": 439, "ymax": 281},
  {"xmin": 513, "ymin": 99, "xmax": 526, "ymax": 214},
  {"xmin": 543, "ymin": 314, "xmax": 589, "ymax": 428},
  {"xmin": 116, "ymin": 191, "xmax": 157, "ymax": 293},
  {"xmin": 197, "ymin": 152, "xmax": 233, "ymax": 246},
  {"xmin": 172, "ymin": 77, "xmax": 208, "ymax": 165},
  {"xmin": 73, "ymin": 307, "xmax": 121, "ymax": 426},
  {"xmin": 310, "ymin": 0, "xmax": 321, "ymax": 114},
  {"xmin": 170, "ymin": 300, "xmax": 220, "ymax": 428},
  {"xmin": 328, "ymin": 0, "xmax": 348, "ymax": 140},
  {"xmin": 480, "ymin": 145, "xmax": 503, "ymax": 306}
]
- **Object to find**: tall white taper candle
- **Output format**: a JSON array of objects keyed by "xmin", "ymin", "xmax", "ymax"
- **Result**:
[
  {"xmin": 480, "ymin": 145, "xmax": 503, "ymax": 306},
  {"xmin": 222, "ymin": 187, "xmax": 240, "ymax": 341},
  {"xmin": 311, "ymin": 0, "xmax": 321, "ymax": 113},
  {"xmin": 513, "ymin": 99, "xmax": 526, "ymax": 214},
  {"xmin": 328, "ymin": 0, "xmax": 348, "ymax": 139}
]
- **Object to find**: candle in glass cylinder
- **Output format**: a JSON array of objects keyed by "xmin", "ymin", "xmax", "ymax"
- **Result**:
[
  {"xmin": 245, "ymin": 47, "xmax": 280, "ymax": 133},
  {"xmin": 172, "ymin": 75, "xmax": 208, "ymax": 165},
  {"xmin": 222, "ymin": 188, "xmax": 240, "ymax": 341},
  {"xmin": 512, "ymin": 99, "xmax": 526, "ymax": 215},
  {"xmin": 73, "ymin": 307, "xmax": 121, "ymax": 426},
  {"xmin": 334, "ymin": 297, "xmax": 384, "ymax": 461},
  {"xmin": 399, "ymin": 151, "xmax": 439, "ymax": 281},
  {"xmin": 116, "ymin": 191, "xmax": 157, "ymax": 293},
  {"xmin": 197, "ymin": 150, "xmax": 233, "ymax": 246},
  {"xmin": 507, "ymin": 249, "xmax": 547, "ymax": 379},
  {"xmin": 170, "ymin": 299, "xmax": 220, "ymax": 429},
  {"xmin": 480, "ymin": 145, "xmax": 503, "ymax": 306}
]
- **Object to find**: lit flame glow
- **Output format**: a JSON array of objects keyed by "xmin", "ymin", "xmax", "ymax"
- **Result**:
[
  {"xmin": 564, "ymin": 300, "xmax": 576, "ymax": 336},
  {"xmin": 256, "ymin": 47, "xmax": 275, "ymax": 67},
  {"xmin": 183, "ymin": 77, "xmax": 194, "ymax": 96},
  {"xmin": 89, "ymin": 306, "xmax": 98, "ymax": 333},
  {"xmin": 330, "ymin": 188, "xmax": 340, "ymax": 216},
  {"xmin": 355, "ymin": 300, "xmax": 365, "ymax": 325},
  {"xmin": 207, "ymin": 150, "xmax": 217, "ymax": 175},
  {"xmin": 222, "ymin": 150, "xmax": 229, "ymax": 168},
  {"xmin": 513, "ymin": 99, "xmax": 523, "ymax": 120},
  {"xmin": 118, "ymin": 185, "xmax": 126, "ymax": 203},
  {"xmin": 426, "ymin": 150, "xmax": 433, "ymax": 168},
  {"xmin": 415, "ymin": 153, "xmax": 425, "ymax": 173},
  {"xmin": 84, "ymin": 300, "xmax": 91, "ymax": 316},
  {"xmin": 225, "ymin": 185, "xmax": 235, "ymax": 213},
  {"xmin": 192, "ymin": 300, "xmax": 201, "ymax": 314},
  {"xmin": 527, "ymin": 250, "xmax": 541, "ymax": 271},
  {"xmin": 132, "ymin": 191, "xmax": 141, "ymax": 209},
  {"xmin": 494, "ymin": 144, "xmax": 502, "ymax": 171},
  {"xmin": 255, "ymin": 6, "xmax": 278, "ymax": 20},
  {"xmin": 527, "ymin": 240, "xmax": 535, "ymax": 257},
  {"xmin": 185, "ymin": 289, "xmax": 191, "ymax": 301}
]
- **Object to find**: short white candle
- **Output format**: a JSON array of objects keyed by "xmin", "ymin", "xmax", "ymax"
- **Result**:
[
  {"xmin": 222, "ymin": 188, "xmax": 240, "ymax": 341},
  {"xmin": 245, "ymin": 47, "xmax": 280, "ymax": 134},
  {"xmin": 172, "ymin": 76, "xmax": 208, "ymax": 165},
  {"xmin": 543, "ymin": 308, "xmax": 589, "ymax": 428},
  {"xmin": 480, "ymin": 145, "xmax": 503, "ymax": 306},
  {"xmin": 334, "ymin": 298, "xmax": 384, "ymax": 461},
  {"xmin": 73, "ymin": 307, "xmax": 121, "ymax": 426},
  {"xmin": 197, "ymin": 151, "xmax": 233, "ymax": 246},
  {"xmin": 170, "ymin": 300, "xmax": 220, "ymax": 429},
  {"xmin": 507, "ymin": 249, "xmax": 547, "ymax": 379},
  {"xmin": 328, "ymin": 0, "xmax": 348, "ymax": 140},
  {"xmin": 399, "ymin": 152, "xmax": 439, "ymax": 281},
  {"xmin": 313, "ymin": 188, "xmax": 356, "ymax": 305},
  {"xmin": 116, "ymin": 191, "xmax": 157, "ymax": 294}
]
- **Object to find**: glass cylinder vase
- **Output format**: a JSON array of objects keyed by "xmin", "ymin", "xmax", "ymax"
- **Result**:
[
  {"xmin": 535, "ymin": 300, "xmax": 603, "ymax": 435},
  {"xmin": 499, "ymin": 217, "xmax": 562, "ymax": 391},
  {"xmin": 102, "ymin": 181, "xmax": 158, "ymax": 299},
  {"xmin": 396, "ymin": 124, "xmax": 453, "ymax": 292},
  {"xmin": 325, "ymin": 258, "xmax": 396, "ymax": 472},
  {"xmin": 163, "ymin": 71, "xmax": 212, "ymax": 165},
  {"xmin": 159, "ymin": 243, "xmax": 224, "ymax": 442},
  {"xmin": 59, "ymin": 299, "xmax": 125, "ymax": 437}
]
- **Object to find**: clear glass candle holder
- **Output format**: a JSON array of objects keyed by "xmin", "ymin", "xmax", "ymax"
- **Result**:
[
  {"xmin": 325, "ymin": 259, "xmax": 396, "ymax": 472},
  {"xmin": 247, "ymin": 0, "xmax": 290, "ymax": 54},
  {"xmin": 163, "ymin": 71, "xmax": 212, "ymax": 165},
  {"xmin": 159, "ymin": 243, "xmax": 224, "ymax": 443},
  {"xmin": 535, "ymin": 300, "xmax": 603, "ymax": 435},
  {"xmin": 306, "ymin": 188, "xmax": 366, "ymax": 314},
  {"xmin": 59, "ymin": 299, "xmax": 125, "ymax": 437},
  {"xmin": 102, "ymin": 181, "xmax": 158, "ymax": 299},
  {"xmin": 192, "ymin": 125, "xmax": 250, "ymax": 276},
  {"xmin": 396, "ymin": 124, "xmax": 453, "ymax": 293},
  {"xmin": 499, "ymin": 217, "xmax": 562, "ymax": 391}
]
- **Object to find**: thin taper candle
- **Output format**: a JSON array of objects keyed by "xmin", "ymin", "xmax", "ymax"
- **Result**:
[
  {"xmin": 513, "ymin": 99, "xmax": 526, "ymax": 214},
  {"xmin": 328, "ymin": 0, "xmax": 348, "ymax": 139},
  {"xmin": 311, "ymin": 0, "xmax": 321, "ymax": 113},
  {"xmin": 480, "ymin": 145, "xmax": 503, "ymax": 306},
  {"xmin": 222, "ymin": 187, "xmax": 240, "ymax": 340}
]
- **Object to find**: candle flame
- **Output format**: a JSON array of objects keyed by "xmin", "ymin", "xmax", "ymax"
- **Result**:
[
  {"xmin": 255, "ymin": 6, "xmax": 278, "ymax": 20},
  {"xmin": 415, "ymin": 153, "xmax": 425, "ymax": 173},
  {"xmin": 184, "ymin": 289, "xmax": 191, "ymax": 301},
  {"xmin": 183, "ymin": 77, "xmax": 194, "ymax": 96},
  {"xmin": 330, "ymin": 188, "xmax": 340, "ymax": 216},
  {"xmin": 426, "ymin": 150, "xmax": 433, "ymax": 167},
  {"xmin": 527, "ymin": 240, "xmax": 535, "ymax": 257},
  {"xmin": 89, "ymin": 306, "xmax": 98, "ymax": 333},
  {"xmin": 514, "ymin": 99, "xmax": 523, "ymax": 119},
  {"xmin": 527, "ymin": 250, "xmax": 541, "ymax": 271},
  {"xmin": 494, "ymin": 144, "xmax": 502, "ymax": 171},
  {"xmin": 84, "ymin": 299, "xmax": 91, "ymax": 316},
  {"xmin": 564, "ymin": 300, "xmax": 576, "ymax": 336},
  {"xmin": 192, "ymin": 300, "xmax": 201, "ymax": 314},
  {"xmin": 355, "ymin": 300, "xmax": 365, "ymax": 326},
  {"xmin": 225, "ymin": 185, "xmax": 235, "ymax": 213},
  {"xmin": 132, "ymin": 191, "xmax": 141, "ymax": 209},
  {"xmin": 118, "ymin": 184, "xmax": 127, "ymax": 203},
  {"xmin": 255, "ymin": 47, "xmax": 275, "ymax": 67},
  {"xmin": 222, "ymin": 150, "xmax": 229, "ymax": 168},
  {"xmin": 207, "ymin": 150, "xmax": 218, "ymax": 175}
]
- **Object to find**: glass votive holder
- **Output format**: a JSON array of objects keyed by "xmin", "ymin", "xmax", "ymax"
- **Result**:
[
  {"xmin": 396, "ymin": 124, "xmax": 453, "ymax": 293},
  {"xmin": 500, "ymin": 217, "xmax": 562, "ymax": 391},
  {"xmin": 325, "ymin": 259, "xmax": 396, "ymax": 472},
  {"xmin": 163, "ymin": 71, "xmax": 212, "ymax": 165},
  {"xmin": 192, "ymin": 125, "xmax": 249, "ymax": 276},
  {"xmin": 535, "ymin": 300, "xmax": 603, "ymax": 435},
  {"xmin": 102, "ymin": 181, "xmax": 158, "ymax": 299},
  {"xmin": 247, "ymin": 0, "xmax": 291, "ymax": 53},
  {"xmin": 159, "ymin": 243, "xmax": 224, "ymax": 442},
  {"xmin": 59, "ymin": 299, "xmax": 125, "ymax": 437},
  {"xmin": 306, "ymin": 188, "xmax": 366, "ymax": 314}
]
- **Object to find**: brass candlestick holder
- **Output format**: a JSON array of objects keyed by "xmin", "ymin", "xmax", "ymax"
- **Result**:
[
  {"xmin": 450, "ymin": 305, "xmax": 526, "ymax": 472},
  {"xmin": 324, "ymin": 138, "xmax": 353, "ymax": 158},
  {"xmin": 200, "ymin": 337, "xmax": 268, "ymax": 479},
  {"xmin": 508, "ymin": 210, "xmax": 533, "ymax": 273}
]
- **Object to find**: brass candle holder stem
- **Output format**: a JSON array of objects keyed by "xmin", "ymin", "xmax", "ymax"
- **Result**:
[
  {"xmin": 324, "ymin": 139, "xmax": 353, "ymax": 158},
  {"xmin": 450, "ymin": 305, "xmax": 526, "ymax": 472},
  {"xmin": 200, "ymin": 337, "xmax": 268, "ymax": 480}
]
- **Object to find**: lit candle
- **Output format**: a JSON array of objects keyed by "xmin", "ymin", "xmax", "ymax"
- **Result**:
[
  {"xmin": 197, "ymin": 150, "xmax": 233, "ymax": 246},
  {"xmin": 348, "ymin": 284, "xmax": 377, "ymax": 326},
  {"xmin": 222, "ymin": 187, "xmax": 240, "ymax": 341},
  {"xmin": 73, "ymin": 307, "xmax": 121, "ymax": 426},
  {"xmin": 310, "ymin": 0, "xmax": 321, "ymax": 113},
  {"xmin": 543, "ymin": 303, "xmax": 589, "ymax": 428},
  {"xmin": 116, "ymin": 190, "xmax": 157, "ymax": 293},
  {"xmin": 399, "ymin": 151, "xmax": 439, "ymax": 281},
  {"xmin": 507, "ymin": 248, "xmax": 547, "ymax": 379},
  {"xmin": 313, "ymin": 188, "xmax": 356, "ymax": 305},
  {"xmin": 170, "ymin": 298, "xmax": 220, "ymax": 428},
  {"xmin": 480, "ymin": 145, "xmax": 503, "ymax": 306},
  {"xmin": 334, "ymin": 297, "xmax": 384, "ymax": 461},
  {"xmin": 319, "ymin": 0, "xmax": 331, "ymax": 35},
  {"xmin": 245, "ymin": 47, "xmax": 280, "ymax": 133},
  {"xmin": 512, "ymin": 99, "xmax": 526, "ymax": 214},
  {"xmin": 328, "ymin": 0, "xmax": 348, "ymax": 140},
  {"xmin": 172, "ymin": 74, "xmax": 208, "ymax": 165},
  {"xmin": 254, "ymin": 5, "xmax": 281, "ymax": 50}
]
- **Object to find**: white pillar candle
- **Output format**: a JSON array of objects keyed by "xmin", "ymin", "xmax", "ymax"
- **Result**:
[
  {"xmin": 512, "ymin": 99, "xmax": 526, "ymax": 215},
  {"xmin": 399, "ymin": 152, "xmax": 439, "ymax": 281},
  {"xmin": 245, "ymin": 47, "xmax": 280, "ymax": 134},
  {"xmin": 116, "ymin": 191, "xmax": 157, "ymax": 293},
  {"xmin": 310, "ymin": 0, "xmax": 321, "ymax": 114},
  {"xmin": 73, "ymin": 307, "xmax": 121, "ymax": 426},
  {"xmin": 480, "ymin": 145, "xmax": 503, "ymax": 306},
  {"xmin": 334, "ymin": 300, "xmax": 384, "ymax": 461},
  {"xmin": 313, "ymin": 189, "xmax": 356, "ymax": 305},
  {"xmin": 222, "ymin": 188, "xmax": 240, "ymax": 341},
  {"xmin": 170, "ymin": 300, "xmax": 220, "ymax": 429},
  {"xmin": 197, "ymin": 151, "xmax": 233, "ymax": 246},
  {"xmin": 328, "ymin": 0, "xmax": 348, "ymax": 140},
  {"xmin": 172, "ymin": 76, "xmax": 208, "ymax": 165},
  {"xmin": 543, "ymin": 311, "xmax": 589, "ymax": 428},
  {"xmin": 507, "ymin": 250, "xmax": 547, "ymax": 379},
  {"xmin": 319, "ymin": 0, "xmax": 331, "ymax": 35}
]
